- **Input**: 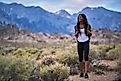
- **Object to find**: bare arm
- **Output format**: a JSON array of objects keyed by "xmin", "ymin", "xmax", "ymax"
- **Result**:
[{"xmin": 87, "ymin": 25, "xmax": 92, "ymax": 37}]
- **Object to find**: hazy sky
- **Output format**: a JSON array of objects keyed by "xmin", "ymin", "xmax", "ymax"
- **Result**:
[{"xmin": 0, "ymin": 0, "xmax": 121, "ymax": 14}]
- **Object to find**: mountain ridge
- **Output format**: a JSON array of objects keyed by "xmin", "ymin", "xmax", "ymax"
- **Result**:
[{"xmin": 0, "ymin": 2, "xmax": 121, "ymax": 34}]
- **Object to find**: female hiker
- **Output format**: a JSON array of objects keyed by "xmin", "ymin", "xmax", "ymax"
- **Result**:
[{"xmin": 74, "ymin": 13, "xmax": 92, "ymax": 78}]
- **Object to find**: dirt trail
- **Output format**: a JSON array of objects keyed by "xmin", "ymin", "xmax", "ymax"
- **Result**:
[
  {"xmin": 68, "ymin": 71, "xmax": 117, "ymax": 81},
  {"xmin": 68, "ymin": 60, "xmax": 118, "ymax": 81}
]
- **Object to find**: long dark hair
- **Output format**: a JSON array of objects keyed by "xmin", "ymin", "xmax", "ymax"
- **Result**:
[{"xmin": 77, "ymin": 14, "xmax": 89, "ymax": 35}]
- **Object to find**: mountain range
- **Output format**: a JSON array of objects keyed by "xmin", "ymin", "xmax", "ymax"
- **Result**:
[{"xmin": 0, "ymin": 2, "xmax": 121, "ymax": 34}]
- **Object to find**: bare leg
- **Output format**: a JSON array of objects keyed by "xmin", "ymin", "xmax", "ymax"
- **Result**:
[
  {"xmin": 84, "ymin": 61, "xmax": 90, "ymax": 78},
  {"xmin": 80, "ymin": 62, "xmax": 85, "ymax": 72},
  {"xmin": 83, "ymin": 41, "xmax": 90, "ymax": 78},
  {"xmin": 85, "ymin": 61, "xmax": 89, "ymax": 73},
  {"xmin": 79, "ymin": 61, "xmax": 85, "ymax": 77}
]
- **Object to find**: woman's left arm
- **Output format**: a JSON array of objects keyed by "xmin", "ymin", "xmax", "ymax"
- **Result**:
[
  {"xmin": 87, "ymin": 25, "xmax": 93, "ymax": 39},
  {"xmin": 87, "ymin": 25, "xmax": 93, "ymax": 34},
  {"xmin": 87, "ymin": 29, "xmax": 92, "ymax": 34}
]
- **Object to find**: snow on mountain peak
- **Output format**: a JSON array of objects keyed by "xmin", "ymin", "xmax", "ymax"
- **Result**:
[{"xmin": 55, "ymin": 9, "xmax": 71, "ymax": 18}]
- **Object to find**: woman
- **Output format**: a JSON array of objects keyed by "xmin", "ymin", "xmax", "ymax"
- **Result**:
[{"xmin": 74, "ymin": 14, "xmax": 92, "ymax": 78}]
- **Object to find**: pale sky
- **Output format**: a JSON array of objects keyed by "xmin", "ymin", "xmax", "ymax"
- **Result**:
[{"xmin": 0, "ymin": 0, "xmax": 121, "ymax": 14}]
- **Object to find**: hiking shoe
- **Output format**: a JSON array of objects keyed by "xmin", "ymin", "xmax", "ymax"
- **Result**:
[
  {"xmin": 85, "ymin": 73, "xmax": 89, "ymax": 78},
  {"xmin": 79, "ymin": 72, "xmax": 84, "ymax": 77}
]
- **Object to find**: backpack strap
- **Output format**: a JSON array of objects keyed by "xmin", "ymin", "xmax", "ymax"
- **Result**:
[
  {"xmin": 87, "ymin": 24, "xmax": 92, "ymax": 40},
  {"xmin": 74, "ymin": 24, "xmax": 92, "ymax": 39},
  {"xmin": 74, "ymin": 25, "xmax": 80, "ymax": 38}
]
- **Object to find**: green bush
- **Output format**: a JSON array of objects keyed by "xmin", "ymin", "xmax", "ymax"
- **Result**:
[
  {"xmin": 105, "ymin": 45, "xmax": 121, "ymax": 60},
  {"xmin": 40, "ymin": 62, "xmax": 70, "ymax": 81},
  {"xmin": 40, "ymin": 55, "xmax": 56, "ymax": 66},
  {"xmin": 98, "ymin": 45, "xmax": 114, "ymax": 60},
  {"xmin": 90, "ymin": 44, "xmax": 114, "ymax": 60},
  {"xmin": 0, "ymin": 48, "xmax": 6, "ymax": 55},
  {"xmin": 0, "ymin": 55, "xmax": 34, "ymax": 81},
  {"xmin": 55, "ymin": 50, "xmax": 78, "ymax": 66},
  {"xmin": 117, "ymin": 45, "xmax": 121, "ymax": 80},
  {"xmin": 25, "ymin": 48, "xmax": 39, "ymax": 54},
  {"xmin": 9, "ymin": 48, "xmax": 41, "ymax": 58},
  {"xmin": 89, "ymin": 49, "xmax": 100, "ymax": 61},
  {"xmin": 0, "ymin": 47, "xmax": 17, "ymax": 56},
  {"xmin": 12, "ymin": 48, "xmax": 30, "ymax": 57},
  {"xmin": 40, "ymin": 48, "xmax": 55, "ymax": 57}
]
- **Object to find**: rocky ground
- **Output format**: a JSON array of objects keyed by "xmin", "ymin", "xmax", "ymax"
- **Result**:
[
  {"xmin": 68, "ymin": 60, "xmax": 118, "ymax": 81},
  {"xmin": 0, "ymin": 24, "xmax": 121, "ymax": 45},
  {"xmin": 68, "ymin": 71, "xmax": 117, "ymax": 81}
]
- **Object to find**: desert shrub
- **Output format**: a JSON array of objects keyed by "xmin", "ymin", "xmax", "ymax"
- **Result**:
[
  {"xmin": 89, "ymin": 49, "xmax": 100, "ymax": 61},
  {"xmin": 40, "ymin": 62, "xmax": 70, "ymax": 81},
  {"xmin": 9, "ymin": 48, "xmax": 41, "ymax": 57},
  {"xmin": 105, "ymin": 49, "xmax": 119, "ymax": 60},
  {"xmin": 11, "ymin": 48, "xmax": 40, "ymax": 58},
  {"xmin": 0, "ymin": 55, "xmax": 34, "ymax": 81},
  {"xmin": 117, "ymin": 63, "xmax": 121, "ymax": 80},
  {"xmin": 55, "ymin": 50, "xmax": 78, "ymax": 66},
  {"xmin": 117, "ymin": 45, "xmax": 121, "ymax": 80},
  {"xmin": 0, "ymin": 48, "xmax": 6, "ymax": 55},
  {"xmin": 40, "ymin": 55, "xmax": 56, "ymax": 66},
  {"xmin": 105, "ymin": 45, "xmax": 121, "ymax": 60},
  {"xmin": 98, "ymin": 45, "xmax": 114, "ymax": 59},
  {"xmin": 90, "ymin": 44, "xmax": 114, "ymax": 60},
  {"xmin": 97, "ymin": 45, "xmax": 114, "ymax": 52},
  {"xmin": 40, "ymin": 48, "xmax": 56, "ymax": 57},
  {"xmin": 25, "ymin": 48, "xmax": 39, "ymax": 54},
  {"xmin": 12, "ymin": 48, "xmax": 30, "ymax": 57},
  {"xmin": 0, "ymin": 47, "xmax": 17, "ymax": 56}
]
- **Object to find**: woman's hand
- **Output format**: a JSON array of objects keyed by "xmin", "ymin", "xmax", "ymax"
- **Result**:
[
  {"xmin": 87, "ymin": 29, "xmax": 92, "ymax": 34},
  {"xmin": 75, "ymin": 31, "xmax": 79, "ymax": 35},
  {"xmin": 75, "ymin": 31, "xmax": 79, "ymax": 38},
  {"xmin": 87, "ymin": 29, "xmax": 92, "ymax": 37}
]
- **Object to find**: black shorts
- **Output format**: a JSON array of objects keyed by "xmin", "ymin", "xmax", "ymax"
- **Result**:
[{"xmin": 77, "ymin": 40, "xmax": 89, "ymax": 62}]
